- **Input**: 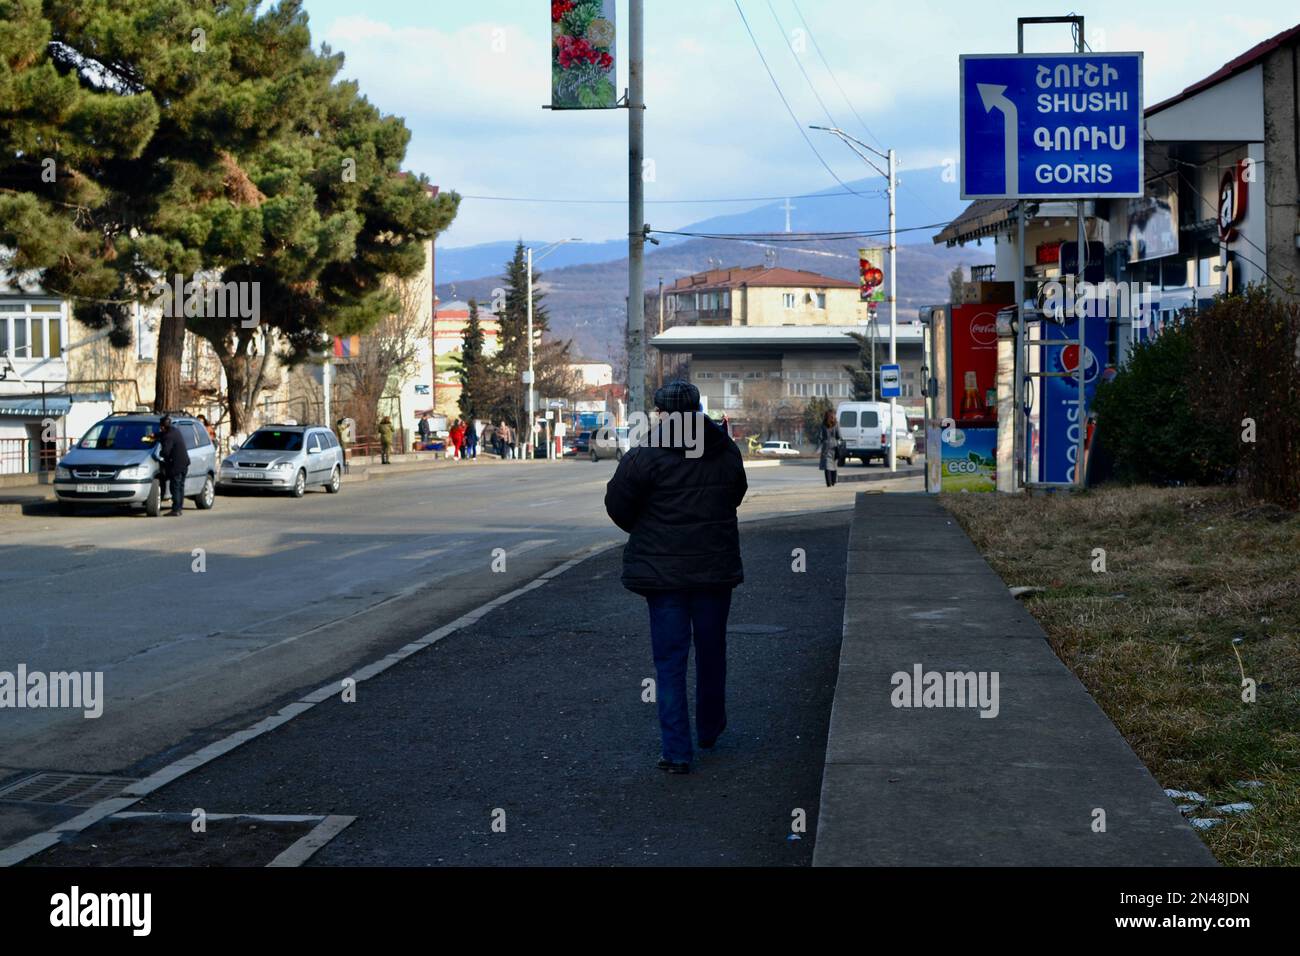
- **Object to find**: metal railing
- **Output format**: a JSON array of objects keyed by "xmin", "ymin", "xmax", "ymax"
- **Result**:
[{"xmin": 0, "ymin": 437, "xmax": 75, "ymax": 476}]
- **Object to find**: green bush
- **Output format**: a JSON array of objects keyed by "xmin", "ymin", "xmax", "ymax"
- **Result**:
[
  {"xmin": 1184, "ymin": 287, "xmax": 1300, "ymax": 510},
  {"xmin": 1093, "ymin": 321, "xmax": 1236, "ymax": 486}
]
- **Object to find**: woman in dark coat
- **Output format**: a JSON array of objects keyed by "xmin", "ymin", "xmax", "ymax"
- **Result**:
[{"xmin": 818, "ymin": 409, "xmax": 841, "ymax": 487}]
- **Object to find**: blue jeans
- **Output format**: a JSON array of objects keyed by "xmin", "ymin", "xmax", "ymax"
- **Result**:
[
  {"xmin": 646, "ymin": 588, "xmax": 732, "ymax": 763},
  {"xmin": 167, "ymin": 470, "xmax": 186, "ymax": 513}
]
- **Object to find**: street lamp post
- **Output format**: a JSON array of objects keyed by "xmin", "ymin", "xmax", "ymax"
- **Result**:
[
  {"xmin": 811, "ymin": 126, "xmax": 899, "ymax": 473},
  {"xmin": 526, "ymin": 239, "xmax": 581, "ymax": 459}
]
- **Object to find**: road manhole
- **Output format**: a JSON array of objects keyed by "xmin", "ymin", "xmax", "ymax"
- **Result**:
[{"xmin": 0, "ymin": 772, "xmax": 136, "ymax": 808}]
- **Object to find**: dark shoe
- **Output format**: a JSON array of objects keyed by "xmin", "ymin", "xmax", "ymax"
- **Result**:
[
  {"xmin": 165, "ymin": 511, "xmax": 182, "ymax": 517},
  {"xmin": 699, "ymin": 721, "xmax": 727, "ymax": 749},
  {"xmin": 657, "ymin": 759, "xmax": 690, "ymax": 775}
]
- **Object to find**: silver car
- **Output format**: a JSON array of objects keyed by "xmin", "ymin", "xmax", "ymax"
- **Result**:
[
  {"xmin": 589, "ymin": 425, "xmax": 631, "ymax": 461},
  {"xmin": 54, "ymin": 413, "xmax": 217, "ymax": 516},
  {"xmin": 219, "ymin": 424, "xmax": 344, "ymax": 497}
]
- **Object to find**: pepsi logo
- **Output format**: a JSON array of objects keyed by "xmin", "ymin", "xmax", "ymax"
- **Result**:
[{"xmin": 1057, "ymin": 344, "xmax": 1100, "ymax": 384}]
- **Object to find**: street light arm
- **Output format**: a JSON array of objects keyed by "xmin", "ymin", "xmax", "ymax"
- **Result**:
[{"xmin": 810, "ymin": 125, "xmax": 891, "ymax": 176}]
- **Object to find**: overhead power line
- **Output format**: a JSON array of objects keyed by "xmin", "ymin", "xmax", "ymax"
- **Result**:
[
  {"xmin": 458, "ymin": 188, "xmax": 886, "ymax": 206},
  {"xmin": 732, "ymin": 0, "xmax": 872, "ymax": 201}
]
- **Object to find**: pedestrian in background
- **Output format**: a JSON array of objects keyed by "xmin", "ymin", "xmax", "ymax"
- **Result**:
[
  {"xmin": 154, "ymin": 415, "xmax": 190, "ymax": 517},
  {"xmin": 417, "ymin": 414, "xmax": 431, "ymax": 447},
  {"xmin": 450, "ymin": 419, "xmax": 465, "ymax": 460},
  {"xmin": 378, "ymin": 416, "xmax": 394, "ymax": 465},
  {"xmin": 818, "ymin": 409, "xmax": 842, "ymax": 488},
  {"xmin": 604, "ymin": 380, "xmax": 748, "ymax": 775},
  {"xmin": 466, "ymin": 419, "xmax": 479, "ymax": 460}
]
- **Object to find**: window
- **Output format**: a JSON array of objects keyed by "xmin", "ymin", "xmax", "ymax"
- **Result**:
[
  {"xmin": 783, "ymin": 293, "xmax": 797, "ymax": 309},
  {"xmin": 243, "ymin": 430, "xmax": 304, "ymax": 451},
  {"xmin": 694, "ymin": 371, "xmax": 715, "ymax": 380},
  {"xmin": 840, "ymin": 411, "xmax": 857, "ymax": 427},
  {"xmin": 0, "ymin": 302, "xmax": 66, "ymax": 360},
  {"xmin": 308, "ymin": 433, "xmax": 323, "ymax": 453},
  {"xmin": 816, "ymin": 293, "xmax": 827, "ymax": 309},
  {"xmin": 181, "ymin": 424, "xmax": 203, "ymax": 449},
  {"xmin": 744, "ymin": 371, "xmax": 763, "ymax": 380}
]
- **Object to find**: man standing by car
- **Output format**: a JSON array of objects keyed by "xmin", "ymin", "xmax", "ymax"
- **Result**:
[
  {"xmin": 604, "ymin": 381, "xmax": 748, "ymax": 775},
  {"xmin": 155, "ymin": 416, "xmax": 190, "ymax": 517}
]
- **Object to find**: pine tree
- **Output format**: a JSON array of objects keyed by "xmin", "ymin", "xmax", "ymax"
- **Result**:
[
  {"xmin": 846, "ymin": 332, "xmax": 878, "ymax": 401},
  {"xmin": 455, "ymin": 298, "xmax": 486, "ymax": 419}
]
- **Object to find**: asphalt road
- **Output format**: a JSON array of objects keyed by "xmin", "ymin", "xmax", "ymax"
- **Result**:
[
  {"xmin": 33, "ymin": 510, "xmax": 852, "ymax": 866},
  {"xmin": 0, "ymin": 457, "xmax": 916, "ymax": 852}
]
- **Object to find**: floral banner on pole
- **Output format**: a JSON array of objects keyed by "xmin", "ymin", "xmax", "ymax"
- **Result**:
[{"xmin": 551, "ymin": 0, "xmax": 617, "ymax": 110}]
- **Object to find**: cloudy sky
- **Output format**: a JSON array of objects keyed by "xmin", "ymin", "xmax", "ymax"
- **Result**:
[{"xmin": 299, "ymin": 0, "xmax": 1299, "ymax": 248}]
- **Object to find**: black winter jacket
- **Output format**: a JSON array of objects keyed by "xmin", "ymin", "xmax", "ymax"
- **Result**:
[
  {"xmin": 604, "ymin": 415, "xmax": 747, "ymax": 594},
  {"xmin": 156, "ymin": 427, "xmax": 190, "ymax": 478}
]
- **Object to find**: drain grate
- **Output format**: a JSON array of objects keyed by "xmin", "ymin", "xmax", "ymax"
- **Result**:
[{"xmin": 0, "ymin": 772, "xmax": 136, "ymax": 808}]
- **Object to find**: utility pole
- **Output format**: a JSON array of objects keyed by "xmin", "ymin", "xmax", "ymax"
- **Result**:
[
  {"xmin": 627, "ymin": 0, "xmax": 646, "ymax": 417},
  {"xmin": 887, "ymin": 147, "xmax": 898, "ymax": 473},
  {"xmin": 811, "ymin": 125, "xmax": 899, "ymax": 471},
  {"xmin": 657, "ymin": 276, "xmax": 665, "ymax": 387},
  {"xmin": 526, "ymin": 246, "xmax": 536, "ymax": 459}
]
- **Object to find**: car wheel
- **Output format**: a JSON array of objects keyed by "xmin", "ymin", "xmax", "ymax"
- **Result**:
[
  {"xmin": 615, "ymin": 449, "xmax": 624, "ymax": 462},
  {"xmin": 145, "ymin": 479, "xmax": 161, "ymax": 517},
  {"xmin": 326, "ymin": 466, "xmax": 342, "ymax": 493},
  {"xmin": 193, "ymin": 475, "xmax": 215, "ymax": 510},
  {"xmin": 291, "ymin": 469, "xmax": 306, "ymax": 498}
]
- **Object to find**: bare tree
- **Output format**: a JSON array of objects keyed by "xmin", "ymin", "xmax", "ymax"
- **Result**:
[{"xmin": 337, "ymin": 274, "xmax": 430, "ymax": 440}]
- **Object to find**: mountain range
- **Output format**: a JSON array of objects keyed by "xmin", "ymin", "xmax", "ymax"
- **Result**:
[{"xmin": 434, "ymin": 167, "xmax": 990, "ymax": 362}]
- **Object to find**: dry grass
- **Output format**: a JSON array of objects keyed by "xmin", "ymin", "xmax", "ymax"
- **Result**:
[{"xmin": 943, "ymin": 486, "xmax": 1300, "ymax": 866}]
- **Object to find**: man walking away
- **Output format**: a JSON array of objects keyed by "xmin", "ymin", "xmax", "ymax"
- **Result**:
[
  {"xmin": 417, "ymin": 415, "xmax": 431, "ymax": 447},
  {"xmin": 604, "ymin": 381, "xmax": 748, "ymax": 774},
  {"xmin": 378, "ymin": 416, "xmax": 394, "ymax": 465},
  {"xmin": 155, "ymin": 416, "xmax": 190, "ymax": 517}
]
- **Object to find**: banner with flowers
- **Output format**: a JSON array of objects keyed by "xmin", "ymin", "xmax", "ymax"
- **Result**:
[{"xmin": 551, "ymin": 0, "xmax": 617, "ymax": 109}]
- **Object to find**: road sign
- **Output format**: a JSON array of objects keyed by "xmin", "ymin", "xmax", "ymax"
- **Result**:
[
  {"xmin": 880, "ymin": 364, "xmax": 902, "ymax": 399},
  {"xmin": 961, "ymin": 52, "xmax": 1143, "ymax": 200}
]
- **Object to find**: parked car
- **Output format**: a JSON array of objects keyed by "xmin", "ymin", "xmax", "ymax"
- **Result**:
[
  {"xmin": 837, "ymin": 401, "xmax": 917, "ymax": 465},
  {"xmin": 218, "ymin": 424, "xmax": 344, "ymax": 497},
  {"xmin": 573, "ymin": 430, "xmax": 593, "ymax": 455},
  {"xmin": 53, "ymin": 412, "xmax": 217, "ymax": 516},
  {"xmin": 590, "ymin": 425, "xmax": 631, "ymax": 461},
  {"xmin": 756, "ymin": 440, "xmax": 800, "ymax": 457}
]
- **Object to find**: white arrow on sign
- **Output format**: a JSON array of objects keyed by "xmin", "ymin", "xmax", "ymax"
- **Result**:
[{"xmin": 977, "ymin": 83, "xmax": 1019, "ymax": 195}]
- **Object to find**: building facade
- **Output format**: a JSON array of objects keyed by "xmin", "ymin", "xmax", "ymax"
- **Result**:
[{"xmin": 664, "ymin": 265, "xmax": 865, "ymax": 327}]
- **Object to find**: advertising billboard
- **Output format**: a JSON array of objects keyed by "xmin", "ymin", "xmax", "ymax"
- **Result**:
[
  {"xmin": 940, "ymin": 425, "xmax": 997, "ymax": 493},
  {"xmin": 949, "ymin": 303, "xmax": 1003, "ymax": 424}
]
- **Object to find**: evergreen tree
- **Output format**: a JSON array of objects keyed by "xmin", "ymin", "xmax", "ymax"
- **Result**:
[
  {"xmin": 846, "ymin": 332, "xmax": 879, "ymax": 401},
  {"xmin": 455, "ymin": 298, "xmax": 486, "ymax": 419}
]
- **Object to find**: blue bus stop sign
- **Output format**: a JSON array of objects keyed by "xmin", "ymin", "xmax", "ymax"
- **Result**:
[
  {"xmin": 961, "ymin": 52, "xmax": 1143, "ymax": 200},
  {"xmin": 880, "ymin": 364, "xmax": 902, "ymax": 399}
]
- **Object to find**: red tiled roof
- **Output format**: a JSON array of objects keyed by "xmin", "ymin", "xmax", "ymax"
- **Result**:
[
  {"xmin": 1147, "ymin": 22, "xmax": 1300, "ymax": 116},
  {"xmin": 669, "ymin": 264, "xmax": 857, "ymax": 292}
]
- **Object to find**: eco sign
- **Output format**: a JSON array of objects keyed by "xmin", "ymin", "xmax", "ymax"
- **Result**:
[{"xmin": 961, "ymin": 52, "xmax": 1143, "ymax": 200}]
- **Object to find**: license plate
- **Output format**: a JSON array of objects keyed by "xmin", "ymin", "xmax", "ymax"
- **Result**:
[{"xmin": 76, "ymin": 484, "xmax": 110, "ymax": 494}]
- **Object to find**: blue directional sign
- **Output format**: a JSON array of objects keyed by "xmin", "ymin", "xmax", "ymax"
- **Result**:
[
  {"xmin": 961, "ymin": 52, "xmax": 1143, "ymax": 200},
  {"xmin": 880, "ymin": 364, "xmax": 901, "ymax": 399}
]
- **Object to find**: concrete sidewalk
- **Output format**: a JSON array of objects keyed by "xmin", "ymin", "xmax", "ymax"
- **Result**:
[{"xmin": 813, "ymin": 493, "xmax": 1216, "ymax": 867}]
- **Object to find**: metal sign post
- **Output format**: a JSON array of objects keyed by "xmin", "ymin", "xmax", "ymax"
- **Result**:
[{"xmin": 957, "ymin": 15, "xmax": 1143, "ymax": 491}]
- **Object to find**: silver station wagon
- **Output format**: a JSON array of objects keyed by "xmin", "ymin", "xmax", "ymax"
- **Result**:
[{"xmin": 218, "ymin": 424, "xmax": 344, "ymax": 497}]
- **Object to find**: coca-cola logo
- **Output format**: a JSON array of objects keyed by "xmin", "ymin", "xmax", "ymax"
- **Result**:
[{"xmin": 969, "ymin": 316, "xmax": 998, "ymax": 347}]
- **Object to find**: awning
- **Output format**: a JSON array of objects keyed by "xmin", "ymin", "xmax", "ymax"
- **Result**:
[{"xmin": 0, "ymin": 396, "xmax": 72, "ymax": 417}]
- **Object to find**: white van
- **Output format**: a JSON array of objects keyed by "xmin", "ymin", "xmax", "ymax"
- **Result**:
[{"xmin": 836, "ymin": 401, "xmax": 916, "ymax": 466}]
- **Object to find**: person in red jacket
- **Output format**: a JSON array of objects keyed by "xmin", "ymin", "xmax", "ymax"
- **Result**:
[{"xmin": 450, "ymin": 419, "xmax": 466, "ymax": 460}]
